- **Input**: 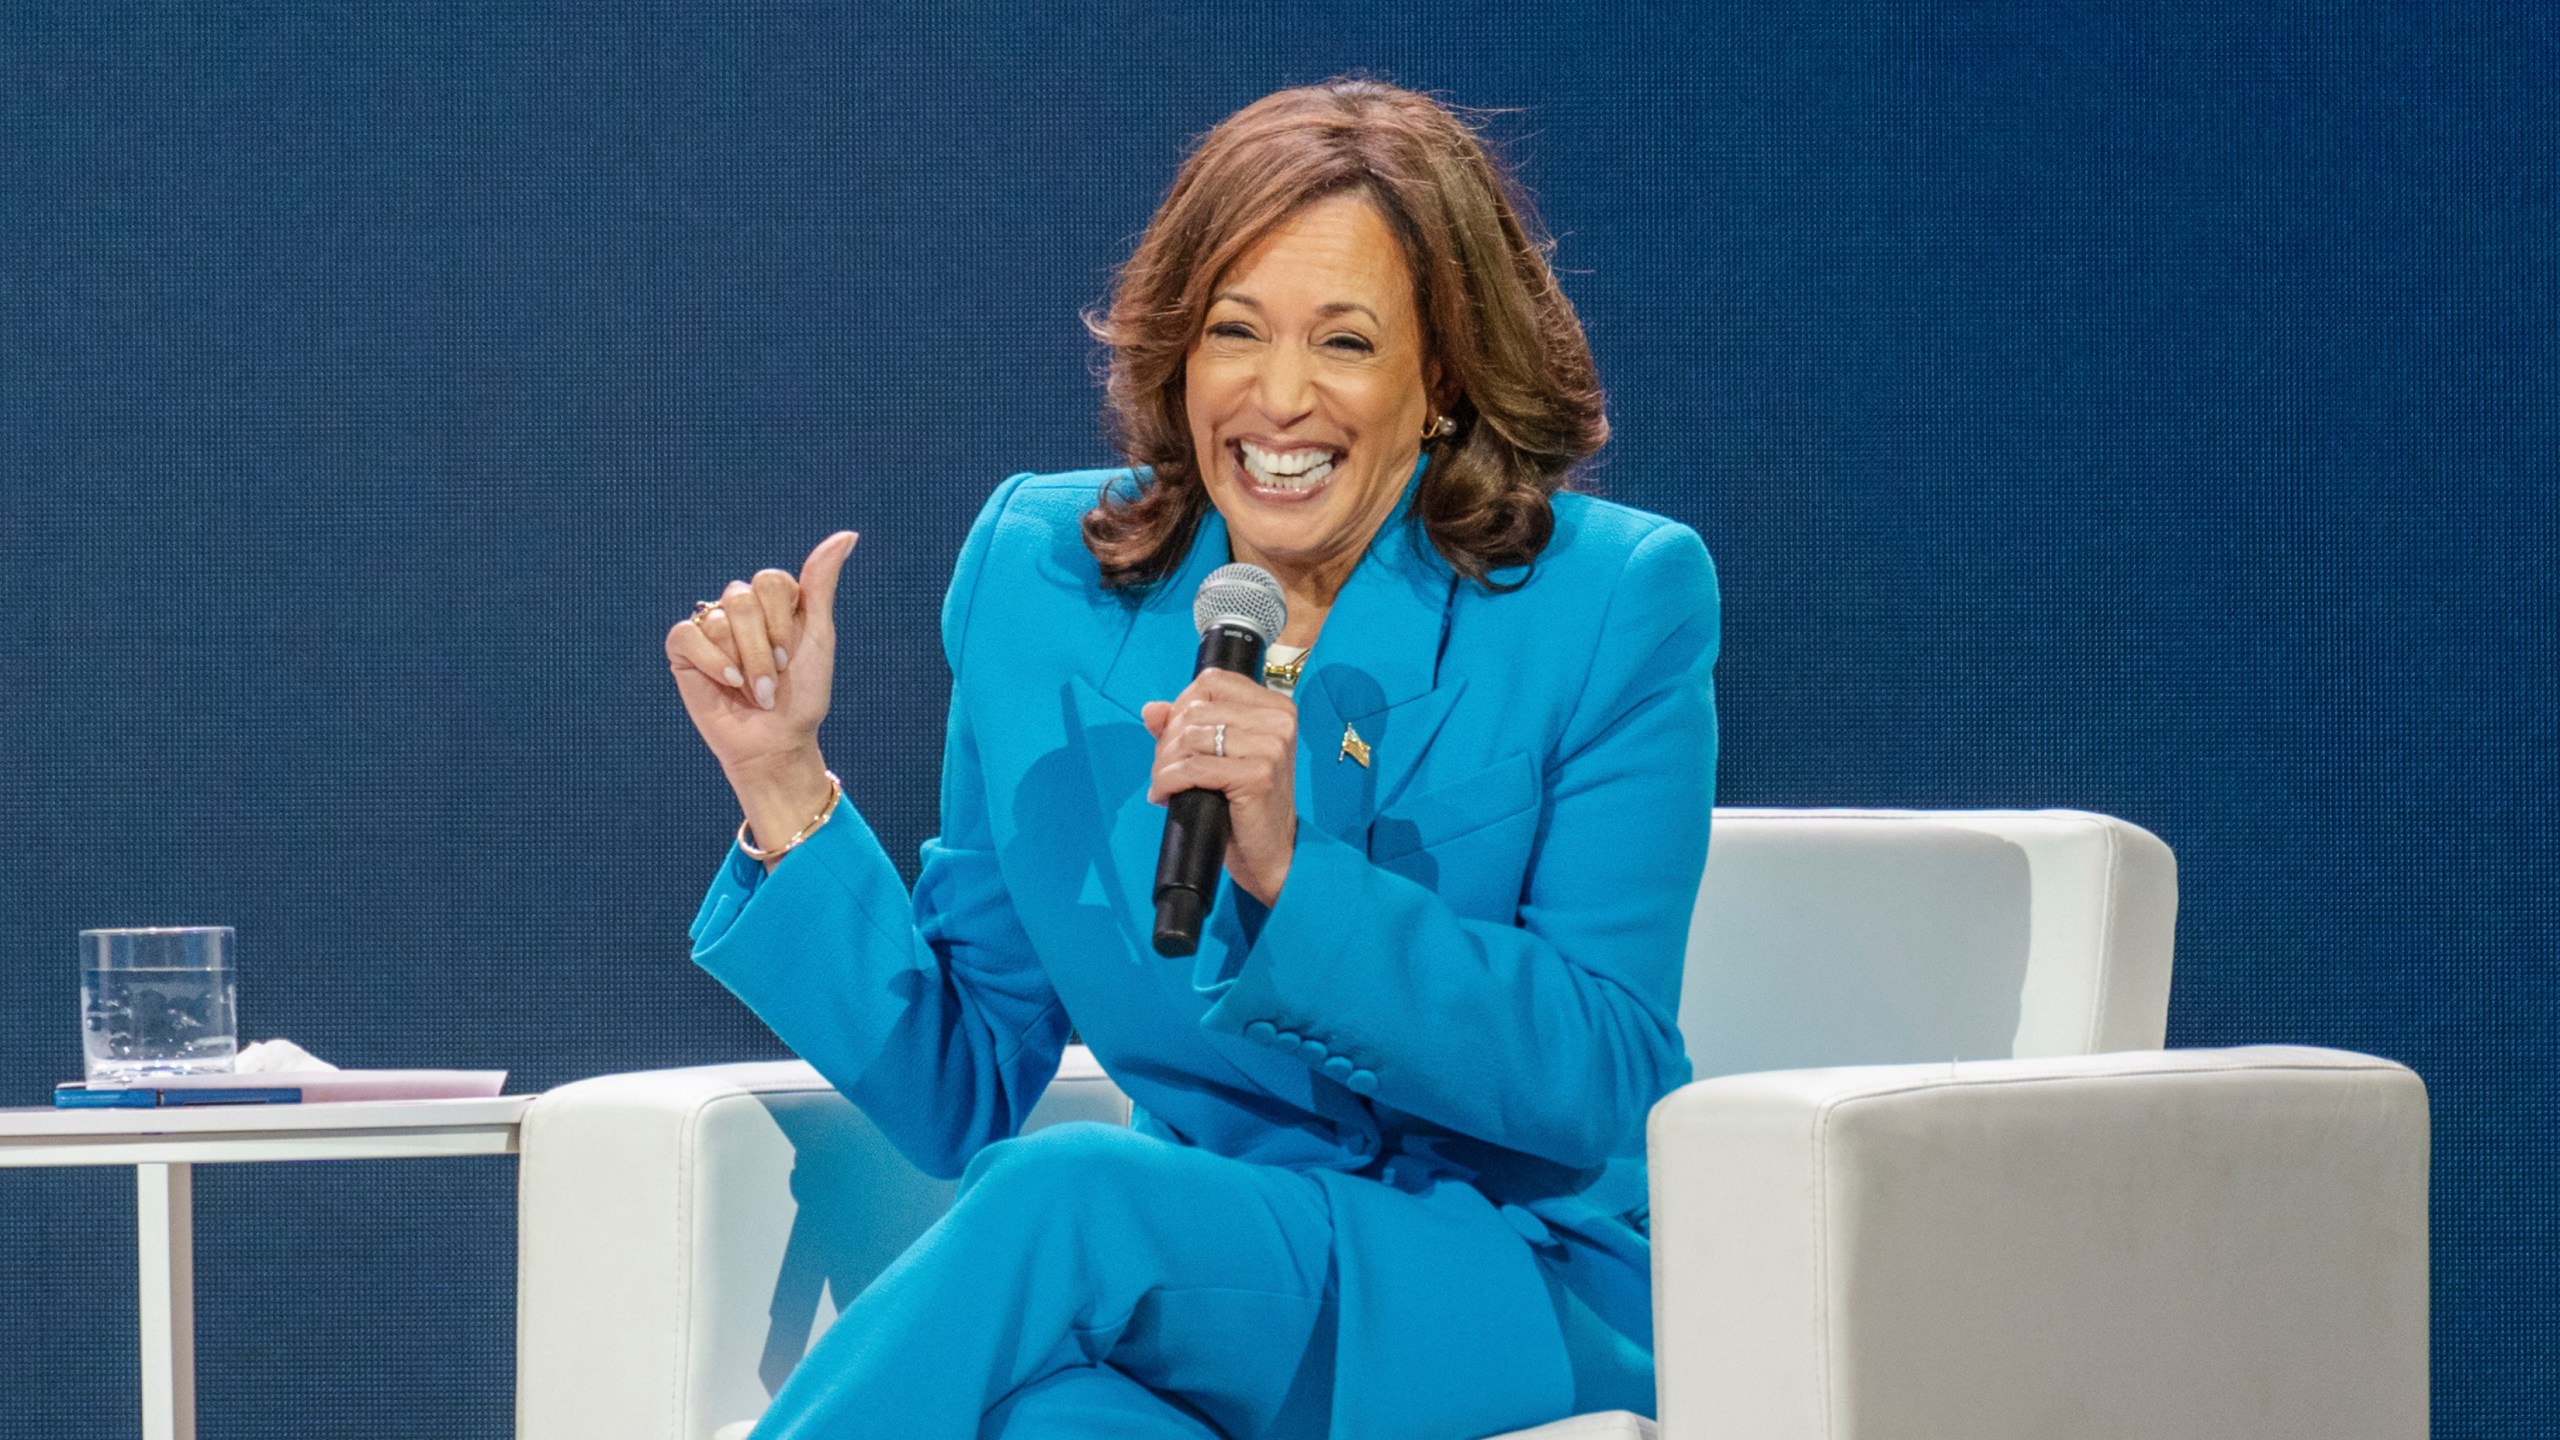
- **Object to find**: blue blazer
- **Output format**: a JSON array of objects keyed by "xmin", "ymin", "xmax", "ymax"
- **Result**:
[{"xmin": 691, "ymin": 457, "xmax": 1719, "ymax": 1428}]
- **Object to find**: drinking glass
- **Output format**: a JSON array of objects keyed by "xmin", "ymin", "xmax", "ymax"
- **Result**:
[{"xmin": 80, "ymin": 927, "xmax": 237, "ymax": 1081}]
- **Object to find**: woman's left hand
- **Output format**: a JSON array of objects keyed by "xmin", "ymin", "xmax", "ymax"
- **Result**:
[{"xmin": 1142, "ymin": 668, "xmax": 1298, "ymax": 907}]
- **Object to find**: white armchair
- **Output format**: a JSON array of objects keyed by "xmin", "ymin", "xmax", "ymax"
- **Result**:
[{"xmin": 516, "ymin": 810, "xmax": 2427, "ymax": 1440}]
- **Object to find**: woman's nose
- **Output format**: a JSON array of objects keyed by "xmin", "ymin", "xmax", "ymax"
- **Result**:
[{"xmin": 1251, "ymin": 347, "xmax": 1316, "ymax": 421}]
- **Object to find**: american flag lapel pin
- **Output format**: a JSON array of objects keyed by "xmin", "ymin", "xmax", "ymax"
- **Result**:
[{"xmin": 1339, "ymin": 723, "xmax": 1371, "ymax": 768}]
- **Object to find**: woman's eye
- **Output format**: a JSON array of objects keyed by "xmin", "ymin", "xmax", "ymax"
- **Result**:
[
  {"xmin": 1207, "ymin": 322, "xmax": 1256, "ymax": 340},
  {"xmin": 1324, "ymin": 334, "xmax": 1375, "ymax": 354}
]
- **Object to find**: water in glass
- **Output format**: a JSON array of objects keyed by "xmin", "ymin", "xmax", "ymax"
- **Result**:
[{"xmin": 80, "ymin": 927, "xmax": 238, "ymax": 1081}]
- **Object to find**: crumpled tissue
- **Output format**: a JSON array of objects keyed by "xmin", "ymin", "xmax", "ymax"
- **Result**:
[{"xmin": 232, "ymin": 1038, "xmax": 341, "ymax": 1074}]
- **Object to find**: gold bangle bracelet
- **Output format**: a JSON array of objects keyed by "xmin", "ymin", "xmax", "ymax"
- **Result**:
[{"xmin": 736, "ymin": 771, "xmax": 845, "ymax": 863}]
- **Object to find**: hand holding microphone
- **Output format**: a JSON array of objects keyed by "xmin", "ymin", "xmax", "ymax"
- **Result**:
[{"xmin": 1143, "ymin": 564, "xmax": 1296, "ymax": 954}]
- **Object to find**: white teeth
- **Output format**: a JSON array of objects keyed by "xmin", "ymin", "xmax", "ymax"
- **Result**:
[
  {"xmin": 1238, "ymin": 440, "xmax": 1339, "ymax": 491},
  {"xmin": 1242, "ymin": 440, "xmax": 1329, "ymax": 474}
]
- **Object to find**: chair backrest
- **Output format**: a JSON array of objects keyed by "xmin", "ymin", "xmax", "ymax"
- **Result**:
[{"xmin": 1679, "ymin": 809, "xmax": 2177, "ymax": 1079}]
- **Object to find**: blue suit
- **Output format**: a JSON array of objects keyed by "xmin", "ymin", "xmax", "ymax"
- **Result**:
[{"xmin": 691, "ymin": 458, "xmax": 1719, "ymax": 1438}]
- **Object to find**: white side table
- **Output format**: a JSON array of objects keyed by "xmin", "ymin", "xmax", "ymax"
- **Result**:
[{"xmin": 0, "ymin": 1097, "xmax": 532, "ymax": 1440}]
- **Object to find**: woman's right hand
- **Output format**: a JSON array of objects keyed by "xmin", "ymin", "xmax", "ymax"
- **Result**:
[{"xmin": 666, "ymin": 531, "xmax": 859, "ymax": 852}]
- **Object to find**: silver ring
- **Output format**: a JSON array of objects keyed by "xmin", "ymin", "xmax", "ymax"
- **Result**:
[{"xmin": 1213, "ymin": 723, "xmax": 1227, "ymax": 758}]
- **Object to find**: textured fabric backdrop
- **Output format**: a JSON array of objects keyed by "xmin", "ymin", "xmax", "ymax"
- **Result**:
[{"xmin": 1, "ymin": 4, "xmax": 2550, "ymax": 1436}]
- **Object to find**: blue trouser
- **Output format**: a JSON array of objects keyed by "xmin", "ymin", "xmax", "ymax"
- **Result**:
[{"xmin": 749, "ymin": 1122, "xmax": 1518, "ymax": 1438}]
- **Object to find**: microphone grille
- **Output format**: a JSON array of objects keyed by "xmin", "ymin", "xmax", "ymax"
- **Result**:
[{"xmin": 1193, "ymin": 562, "xmax": 1288, "ymax": 644}]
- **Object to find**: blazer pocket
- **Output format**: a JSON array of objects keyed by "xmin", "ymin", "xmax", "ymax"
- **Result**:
[{"xmin": 1368, "ymin": 752, "xmax": 1542, "ymax": 863}]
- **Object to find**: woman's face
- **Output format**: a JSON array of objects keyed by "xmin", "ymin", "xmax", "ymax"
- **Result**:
[{"xmin": 1185, "ymin": 193, "xmax": 1437, "ymax": 591}]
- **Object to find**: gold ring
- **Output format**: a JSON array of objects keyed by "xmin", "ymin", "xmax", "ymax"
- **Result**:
[{"xmin": 691, "ymin": 600, "xmax": 722, "ymax": 627}]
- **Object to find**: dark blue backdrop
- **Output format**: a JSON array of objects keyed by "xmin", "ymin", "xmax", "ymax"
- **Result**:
[{"xmin": 2, "ymin": 4, "xmax": 2549, "ymax": 1436}]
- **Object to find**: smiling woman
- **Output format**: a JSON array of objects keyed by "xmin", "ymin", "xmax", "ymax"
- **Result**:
[
  {"xmin": 1083, "ymin": 79, "xmax": 1609, "ymax": 599},
  {"xmin": 1184, "ymin": 195, "xmax": 1438, "ymax": 644},
  {"xmin": 665, "ymin": 74, "xmax": 1718, "ymax": 1440}
]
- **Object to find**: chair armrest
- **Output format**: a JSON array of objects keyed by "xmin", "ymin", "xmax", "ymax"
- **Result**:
[
  {"xmin": 1647, "ymin": 1046, "xmax": 2428, "ymax": 1440},
  {"xmin": 516, "ymin": 1050, "xmax": 1128, "ymax": 1440}
]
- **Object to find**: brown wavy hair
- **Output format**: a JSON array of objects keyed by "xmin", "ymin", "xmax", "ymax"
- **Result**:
[{"xmin": 1081, "ymin": 79, "xmax": 1608, "ymax": 591}]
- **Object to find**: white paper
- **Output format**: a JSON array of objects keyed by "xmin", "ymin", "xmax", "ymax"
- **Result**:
[{"xmin": 94, "ymin": 1069, "xmax": 507, "ymax": 1102}]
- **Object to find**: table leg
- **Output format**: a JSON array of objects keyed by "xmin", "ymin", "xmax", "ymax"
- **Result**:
[{"xmin": 136, "ymin": 1161, "xmax": 196, "ymax": 1440}]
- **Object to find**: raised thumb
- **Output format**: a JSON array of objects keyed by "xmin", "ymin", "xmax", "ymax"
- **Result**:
[{"xmin": 796, "ymin": 530, "xmax": 859, "ymax": 634}]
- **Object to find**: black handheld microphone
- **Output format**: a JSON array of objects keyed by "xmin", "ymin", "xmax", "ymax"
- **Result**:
[{"xmin": 1152, "ymin": 562, "xmax": 1289, "ymax": 957}]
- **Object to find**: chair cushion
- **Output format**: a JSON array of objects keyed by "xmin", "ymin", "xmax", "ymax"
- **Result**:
[{"xmin": 1484, "ymin": 1411, "xmax": 1656, "ymax": 1440}]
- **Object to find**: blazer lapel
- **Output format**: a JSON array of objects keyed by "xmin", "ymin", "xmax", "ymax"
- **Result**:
[
  {"xmin": 1096, "ymin": 505, "xmax": 1235, "ymax": 723},
  {"xmin": 1300, "ymin": 460, "xmax": 1463, "ymax": 824},
  {"xmin": 1067, "ymin": 506, "xmax": 1236, "ymax": 959}
]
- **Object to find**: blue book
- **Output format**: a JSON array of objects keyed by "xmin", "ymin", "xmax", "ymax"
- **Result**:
[{"xmin": 55, "ymin": 1083, "xmax": 304, "ymax": 1108}]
